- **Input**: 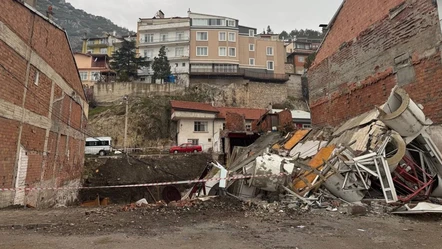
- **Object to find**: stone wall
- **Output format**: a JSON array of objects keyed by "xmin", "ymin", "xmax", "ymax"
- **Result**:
[
  {"xmin": 93, "ymin": 82, "xmax": 186, "ymax": 104},
  {"xmin": 190, "ymin": 78, "xmax": 306, "ymax": 109}
]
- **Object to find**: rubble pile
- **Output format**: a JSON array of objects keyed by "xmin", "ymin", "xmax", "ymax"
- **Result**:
[{"xmin": 193, "ymin": 87, "xmax": 442, "ymax": 214}]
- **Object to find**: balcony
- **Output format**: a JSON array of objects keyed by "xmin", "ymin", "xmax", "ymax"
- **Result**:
[
  {"xmin": 87, "ymin": 42, "xmax": 109, "ymax": 48},
  {"xmin": 190, "ymin": 68, "xmax": 289, "ymax": 82},
  {"xmin": 139, "ymin": 36, "xmax": 190, "ymax": 45},
  {"xmin": 138, "ymin": 22, "xmax": 189, "ymax": 31}
]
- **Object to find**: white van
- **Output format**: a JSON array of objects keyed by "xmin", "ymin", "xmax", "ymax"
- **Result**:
[{"xmin": 85, "ymin": 137, "xmax": 112, "ymax": 156}]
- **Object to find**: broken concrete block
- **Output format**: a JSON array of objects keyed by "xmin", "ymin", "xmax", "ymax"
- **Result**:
[{"xmin": 347, "ymin": 205, "xmax": 367, "ymax": 216}]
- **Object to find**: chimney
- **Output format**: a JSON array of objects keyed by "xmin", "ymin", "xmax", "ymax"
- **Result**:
[
  {"xmin": 156, "ymin": 10, "xmax": 165, "ymax": 18},
  {"xmin": 319, "ymin": 24, "xmax": 328, "ymax": 34},
  {"xmin": 187, "ymin": 8, "xmax": 191, "ymax": 15},
  {"xmin": 46, "ymin": 5, "xmax": 54, "ymax": 20},
  {"xmin": 24, "ymin": 0, "xmax": 37, "ymax": 8}
]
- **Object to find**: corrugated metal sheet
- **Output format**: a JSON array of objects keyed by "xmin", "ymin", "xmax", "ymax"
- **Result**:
[
  {"xmin": 293, "ymin": 145, "xmax": 336, "ymax": 190},
  {"xmin": 290, "ymin": 141, "xmax": 328, "ymax": 159},
  {"xmin": 333, "ymin": 110, "xmax": 379, "ymax": 136},
  {"xmin": 283, "ymin": 129, "xmax": 310, "ymax": 150}
]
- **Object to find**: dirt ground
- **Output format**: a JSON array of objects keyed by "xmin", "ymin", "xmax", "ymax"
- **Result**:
[{"xmin": 1, "ymin": 197, "xmax": 442, "ymax": 249}]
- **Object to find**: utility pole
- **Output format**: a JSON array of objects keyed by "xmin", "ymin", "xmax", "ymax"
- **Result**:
[{"xmin": 123, "ymin": 95, "xmax": 128, "ymax": 153}]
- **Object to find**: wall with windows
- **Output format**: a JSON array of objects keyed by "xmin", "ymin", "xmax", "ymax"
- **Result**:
[
  {"xmin": 190, "ymin": 29, "xmax": 239, "ymax": 63},
  {"xmin": 176, "ymin": 119, "xmax": 216, "ymax": 151},
  {"xmin": 139, "ymin": 30, "xmax": 190, "ymax": 44}
]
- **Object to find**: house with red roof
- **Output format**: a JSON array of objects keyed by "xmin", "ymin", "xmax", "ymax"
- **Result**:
[{"xmin": 170, "ymin": 100, "xmax": 266, "ymax": 152}]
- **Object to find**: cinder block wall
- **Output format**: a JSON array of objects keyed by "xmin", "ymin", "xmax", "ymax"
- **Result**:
[
  {"xmin": 308, "ymin": 0, "xmax": 442, "ymax": 127},
  {"xmin": 0, "ymin": 0, "xmax": 87, "ymax": 208}
]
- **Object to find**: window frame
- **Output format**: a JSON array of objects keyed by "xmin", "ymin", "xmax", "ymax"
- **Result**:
[
  {"xmin": 267, "ymin": 61, "xmax": 274, "ymax": 71},
  {"xmin": 196, "ymin": 46, "xmax": 208, "ymax": 56},
  {"xmin": 249, "ymin": 58, "xmax": 255, "ymax": 66},
  {"xmin": 144, "ymin": 33, "xmax": 154, "ymax": 43},
  {"xmin": 227, "ymin": 20, "xmax": 235, "ymax": 27},
  {"xmin": 249, "ymin": 44, "xmax": 255, "ymax": 51},
  {"xmin": 298, "ymin": 56, "xmax": 305, "ymax": 63},
  {"xmin": 228, "ymin": 32, "xmax": 236, "ymax": 42},
  {"xmin": 249, "ymin": 29, "xmax": 255, "ymax": 37},
  {"xmin": 219, "ymin": 32, "xmax": 226, "ymax": 41},
  {"xmin": 79, "ymin": 72, "xmax": 88, "ymax": 81},
  {"xmin": 219, "ymin": 47, "xmax": 227, "ymax": 57},
  {"xmin": 175, "ymin": 47, "xmax": 184, "ymax": 57},
  {"xmin": 228, "ymin": 47, "xmax": 236, "ymax": 57},
  {"xmin": 196, "ymin": 31, "xmax": 208, "ymax": 41},
  {"xmin": 266, "ymin": 46, "xmax": 274, "ymax": 56},
  {"xmin": 194, "ymin": 121, "xmax": 209, "ymax": 132}
]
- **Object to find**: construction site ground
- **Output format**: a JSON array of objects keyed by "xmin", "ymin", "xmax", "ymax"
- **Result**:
[{"xmin": 1, "ymin": 197, "xmax": 441, "ymax": 249}]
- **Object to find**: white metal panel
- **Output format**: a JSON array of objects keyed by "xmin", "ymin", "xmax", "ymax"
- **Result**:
[{"xmin": 13, "ymin": 146, "xmax": 28, "ymax": 205}]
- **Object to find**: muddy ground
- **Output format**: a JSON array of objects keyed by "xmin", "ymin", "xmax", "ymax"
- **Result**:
[
  {"xmin": 80, "ymin": 153, "xmax": 212, "ymax": 203},
  {"xmin": 1, "ymin": 197, "xmax": 442, "ymax": 249}
]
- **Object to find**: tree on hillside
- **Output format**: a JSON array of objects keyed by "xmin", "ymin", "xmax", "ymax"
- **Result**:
[
  {"xmin": 289, "ymin": 29, "xmax": 323, "ymax": 39},
  {"xmin": 279, "ymin": 30, "xmax": 289, "ymax": 40},
  {"xmin": 152, "ymin": 46, "xmax": 171, "ymax": 83},
  {"xmin": 110, "ymin": 40, "xmax": 149, "ymax": 81}
]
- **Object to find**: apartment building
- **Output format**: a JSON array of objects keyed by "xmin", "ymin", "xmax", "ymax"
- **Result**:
[
  {"xmin": 188, "ymin": 11, "xmax": 287, "ymax": 82},
  {"xmin": 81, "ymin": 32, "xmax": 137, "ymax": 56},
  {"xmin": 286, "ymin": 37, "xmax": 322, "ymax": 75},
  {"xmin": 137, "ymin": 11, "xmax": 191, "ymax": 85},
  {"xmin": 74, "ymin": 53, "xmax": 115, "ymax": 87}
]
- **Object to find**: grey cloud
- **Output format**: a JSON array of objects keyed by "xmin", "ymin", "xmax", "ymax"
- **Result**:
[{"xmin": 67, "ymin": 0, "xmax": 343, "ymax": 33}]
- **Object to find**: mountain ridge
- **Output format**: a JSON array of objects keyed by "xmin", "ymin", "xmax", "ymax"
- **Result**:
[{"xmin": 35, "ymin": 0, "xmax": 132, "ymax": 52}]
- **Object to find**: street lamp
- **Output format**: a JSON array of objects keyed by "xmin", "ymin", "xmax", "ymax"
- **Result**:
[{"xmin": 123, "ymin": 95, "xmax": 128, "ymax": 153}]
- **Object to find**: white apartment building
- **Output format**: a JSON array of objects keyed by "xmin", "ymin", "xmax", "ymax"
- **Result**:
[{"xmin": 137, "ymin": 11, "xmax": 190, "ymax": 86}]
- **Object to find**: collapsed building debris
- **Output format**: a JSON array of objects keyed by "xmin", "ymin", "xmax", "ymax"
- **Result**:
[{"xmin": 185, "ymin": 87, "xmax": 442, "ymax": 214}]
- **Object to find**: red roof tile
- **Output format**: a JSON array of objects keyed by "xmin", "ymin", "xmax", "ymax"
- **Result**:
[
  {"xmin": 170, "ymin": 100, "xmax": 219, "ymax": 113},
  {"xmin": 216, "ymin": 107, "xmax": 267, "ymax": 120}
]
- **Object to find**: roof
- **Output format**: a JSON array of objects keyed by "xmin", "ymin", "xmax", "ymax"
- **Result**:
[
  {"xmin": 217, "ymin": 107, "xmax": 266, "ymax": 120},
  {"xmin": 170, "ymin": 100, "xmax": 219, "ymax": 113},
  {"xmin": 74, "ymin": 52, "xmax": 109, "ymax": 58},
  {"xmin": 188, "ymin": 11, "xmax": 238, "ymax": 21},
  {"xmin": 271, "ymin": 109, "xmax": 311, "ymax": 120}
]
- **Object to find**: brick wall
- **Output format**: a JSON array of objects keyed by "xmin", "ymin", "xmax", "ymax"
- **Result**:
[
  {"xmin": 308, "ymin": 0, "xmax": 442, "ymax": 127},
  {"xmin": 0, "ymin": 0, "xmax": 87, "ymax": 207},
  {"xmin": 315, "ymin": 0, "xmax": 405, "ymax": 64},
  {"xmin": 0, "ymin": 117, "xmax": 20, "ymax": 188}
]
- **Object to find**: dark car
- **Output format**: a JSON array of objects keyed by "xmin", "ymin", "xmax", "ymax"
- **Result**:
[{"xmin": 169, "ymin": 143, "xmax": 202, "ymax": 154}]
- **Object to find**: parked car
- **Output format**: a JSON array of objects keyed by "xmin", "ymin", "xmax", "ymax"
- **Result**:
[{"xmin": 169, "ymin": 143, "xmax": 202, "ymax": 154}]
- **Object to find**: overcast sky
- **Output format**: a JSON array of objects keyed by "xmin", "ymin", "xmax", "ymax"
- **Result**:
[{"xmin": 66, "ymin": 0, "xmax": 343, "ymax": 33}]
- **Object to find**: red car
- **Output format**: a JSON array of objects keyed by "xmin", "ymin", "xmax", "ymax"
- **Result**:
[{"xmin": 169, "ymin": 143, "xmax": 202, "ymax": 154}]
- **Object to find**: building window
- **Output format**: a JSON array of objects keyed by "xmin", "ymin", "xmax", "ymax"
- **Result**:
[
  {"xmin": 219, "ymin": 47, "xmax": 227, "ymax": 56},
  {"xmin": 249, "ymin": 44, "xmax": 255, "ymax": 51},
  {"xmin": 249, "ymin": 58, "xmax": 255, "ymax": 66},
  {"xmin": 144, "ymin": 49, "xmax": 153, "ymax": 59},
  {"xmin": 228, "ymin": 47, "xmax": 236, "ymax": 57},
  {"xmin": 227, "ymin": 20, "xmax": 235, "ymax": 27},
  {"xmin": 176, "ymin": 32, "xmax": 184, "ymax": 41},
  {"xmin": 188, "ymin": 139, "xmax": 199, "ymax": 145},
  {"xmin": 196, "ymin": 47, "xmax": 208, "ymax": 56},
  {"xmin": 175, "ymin": 47, "xmax": 184, "ymax": 57},
  {"xmin": 160, "ymin": 33, "xmax": 168, "ymax": 42},
  {"xmin": 196, "ymin": 32, "xmax": 208, "ymax": 41},
  {"xmin": 79, "ymin": 72, "xmax": 88, "ymax": 80},
  {"xmin": 209, "ymin": 19, "xmax": 225, "ymax": 26},
  {"xmin": 100, "ymin": 48, "xmax": 108, "ymax": 54},
  {"xmin": 267, "ymin": 61, "xmax": 274, "ymax": 70},
  {"xmin": 228, "ymin": 32, "xmax": 236, "ymax": 42},
  {"xmin": 266, "ymin": 47, "xmax": 274, "ymax": 56},
  {"xmin": 91, "ymin": 71, "xmax": 100, "ymax": 81},
  {"xmin": 249, "ymin": 30, "xmax": 255, "ymax": 37},
  {"xmin": 219, "ymin": 32, "xmax": 226, "ymax": 41},
  {"xmin": 182, "ymin": 63, "xmax": 186, "ymax": 67},
  {"xmin": 144, "ymin": 34, "xmax": 154, "ymax": 43},
  {"xmin": 302, "ymin": 124, "xmax": 312, "ymax": 129},
  {"xmin": 246, "ymin": 124, "xmax": 252, "ymax": 131},
  {"xmin": 87, "ymin": 49, "xmax": 93, "ymax": 53},
  {"xmin": 222, "ymin": 123, "xmax": 226, "ymax": 130},
  {"xmin": 87, "ymin": 40, "xmax": 94, "ymax": 45},
  {"xmin": 194, "ymin": 121, "xmax": 208, "ymax": 132},
  {"xmin": 298, "ymin": 56, "xmax": 305, "ymax": 63},
  {"xmin": 214, "ymin": 64, "xmax": 237, "ymax": 72}
]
